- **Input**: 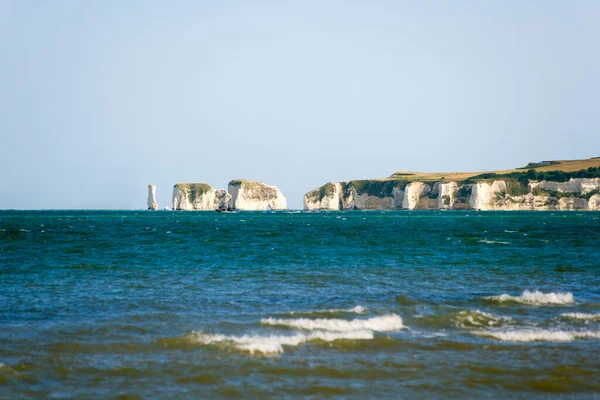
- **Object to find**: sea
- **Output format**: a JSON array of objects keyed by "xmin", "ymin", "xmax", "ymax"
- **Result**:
[{"xmin": 1, "ymin": 210, "xmax": 599, "ymax": 399}]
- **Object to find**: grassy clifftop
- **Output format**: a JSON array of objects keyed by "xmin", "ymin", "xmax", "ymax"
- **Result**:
[
  {"xmin": 174, "ymin": 183, "xmax": 212, "ymax": 197},
  {"xmin": 389, "ymin": 157, "xmax": 600, "ymax": 181}
]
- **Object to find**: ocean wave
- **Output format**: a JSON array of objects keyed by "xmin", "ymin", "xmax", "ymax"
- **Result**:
[
  {"xmin": 484, "ymin": 290, "xmax": 574, "ymax": 305},
  {"xmin": 454, "ymin": 310, "xmax": 512, "ymax": 328},
  {"xmin": 288, "ymin": 306, "xmax": 366, "ymax": 315},
  {"xmin": 473, "ymin": 329, "xmax": 600, "ymax": 342},
  {"xmin": 560, "ymin": 313, "xmax": 600, "ymax": 322},
  {"xmin": 188, "ymin": 330, "xmax": 374, "ymax": 355},
  {"xmin": 261, "ymin": 314, "xmax": 403, "ymax": 332},
  {"xmin": 412, "ymin": 310, "xmax": 512, "ymax": 330}
]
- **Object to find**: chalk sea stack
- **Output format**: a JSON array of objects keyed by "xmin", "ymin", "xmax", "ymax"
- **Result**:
[
  {"xmin": 228, "ymin": 180, "xmax": 287, "ymax": 210},
  {"xmin": 172, "ymin": 183, "xmax": 232, "ymax": 211},
  {"xmin": 147, "ymin": 184, "xmax": 159, "ymax": 210}
]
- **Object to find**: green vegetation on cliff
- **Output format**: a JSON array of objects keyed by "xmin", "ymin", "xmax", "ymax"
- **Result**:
[
  {"xmin": 345, "ymin": 179, "xmax": 408, "ymax": 198},
  {"xmin": 505, "ymin": 180, "xmax": 529, "ymax": 196},
  {"xmin": 518, "ymin": 161, "xmax": 559, "ymax": 169},
  {"xmin": 532, "ymin": 188, "xmax": 600, "ymax": 200},
  {"xmin": 454, "ymin": 185, "xmax": 472, "ymax": 203},
  {"xmin": 174, "ymin": 183, "xmax": 212, "ymax": 198},
  {"xmin": 306, "ymin": 182, "xmax": 338, "ymax": 203},
  {"xmin": 228, "ymin": 179, "xmax": 249, "ymax": 187}
]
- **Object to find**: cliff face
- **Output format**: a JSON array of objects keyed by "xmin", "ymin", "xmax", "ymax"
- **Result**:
[
  {"xmin": 303, "ymin": 178, "xmax": 600, "ymax": 211},
  {"xmin": 303, "ymin": 183, "xmax": 342, "ymax": 210},
  {"xmin": 228, "ymin": 180, "xmax": 287, "ymax": 210},
  {"xmin": 147, "ymin": 184, "xmax": 159, "ymax": 210},
  {"xmin": 172, "ymin": 184, "xmax": 232, "ymax": 211}
]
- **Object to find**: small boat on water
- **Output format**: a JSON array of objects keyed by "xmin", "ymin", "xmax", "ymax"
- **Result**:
[{"xmin": 215, "ymin": 208, "xmax": 235, "ymax": 213}]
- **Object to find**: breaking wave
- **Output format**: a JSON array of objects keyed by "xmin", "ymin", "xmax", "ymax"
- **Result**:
[
  {"xmin": 473, "ymin": 329, "xmax": 600, "ymax": 342},
  {"xmin": 183, "ymin": 314, "xmax": 403, "ymax": 356},
  {"xmin": 560, "ymin": 313, "xmax": 600, "ymax": 322},
  {"xmin": 261, "ymin": 314, "xmax": 403, "ymax": 332},
  {"xmin": 187, "ymin": 330, "xmax": 374, "ymax": 355},
  {"xmin": 484, "ymin": 290, "xmax": 574, "ymax": 305}
]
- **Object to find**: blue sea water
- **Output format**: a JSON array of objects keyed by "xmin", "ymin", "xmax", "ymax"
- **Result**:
[{"xmin": 1, "ymin": 210, "xmax": 599, "ymax": 399}]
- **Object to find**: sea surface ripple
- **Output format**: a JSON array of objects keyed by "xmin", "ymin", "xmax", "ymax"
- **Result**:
[{"xmin": 1, "ymin": 210, "xmax": 599, "ymax": 398}]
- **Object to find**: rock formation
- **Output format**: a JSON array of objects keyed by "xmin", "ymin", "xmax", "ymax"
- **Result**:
[
  {"xmin": 228, "ymin": 180, "xmax": 287, "ymax": 210},
  {"xmin": 147, "ymin": 184, "xmax": 159, "ymax": 210},
  {"xmin": 172, "ymin": 183, "xmax": 232, "ymax": 211},
  {"xmin": 304, "ymin": 177, "xmax": 600, "ymax": 211},
  {"xmin": 303, "ymin": 183, "xmax": 343, "ymax": 210}
]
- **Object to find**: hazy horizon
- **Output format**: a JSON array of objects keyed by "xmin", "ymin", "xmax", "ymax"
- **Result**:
[{"xmin": 2, "ymin": 1, "xmax": 599, "ymax": 209}]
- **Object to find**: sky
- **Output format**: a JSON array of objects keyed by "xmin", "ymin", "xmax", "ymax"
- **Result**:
[{"xmin": 1, "ymin": 0, "xmax": 599, "ymax": 209}]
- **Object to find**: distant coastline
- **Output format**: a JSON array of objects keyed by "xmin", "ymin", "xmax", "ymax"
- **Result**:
[
  {"xmin": 143, "ymin": 158, "xmax": 600, "ymax": 212},
  {"xmin": 303, "ymin": 157, "xmax": 600, "ymax": 211}
]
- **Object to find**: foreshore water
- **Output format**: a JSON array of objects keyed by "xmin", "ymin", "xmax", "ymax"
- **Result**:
[{"xmin": 1, "ymin": 210, "xmax": 599, "ymax": 398}]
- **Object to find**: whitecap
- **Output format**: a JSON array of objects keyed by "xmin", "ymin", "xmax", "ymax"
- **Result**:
[
  {"xmin": 346, "ymin": 305, "xmax": 366, "ymax": 314},
  {"xmin": 560, "ymin": 313, "xmax": 600, "ymax": 322},
  {"xmin": 473, "ymin": 329, "xmax": 600, "ymax": 342},
  {"xmin": 478, "ymin": 239, "xmax": 510, "ymax": 245},
  {"xmin": 188, "ymin": 330, "xmax": 373, "ymax": 355},
  {"xmin": 484, "ymin": 290, "xmax": 574, "ymax": 305},
  {"xmin": 261, "ymin": 314, "xmax": 403, "ymax": 332}
]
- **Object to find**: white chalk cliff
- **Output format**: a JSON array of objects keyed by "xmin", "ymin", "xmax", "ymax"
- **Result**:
[
  {"xmin": 228, "ymin": 180, "xmax": 287, "ymax": 210},
  {"xmin": 303, "ymin": 183, "xmax": 342, "ymax": 210},
  {"xmin": 172, "ymin": 184, "xmax": 232, "ymax": 211},
  {"xmin": 147, "ymin": 184, "xmax": 159, "ymax": 210},
  {"xmin": 304, "ymin": 178, "xmax": 600, "ymax": 211}
]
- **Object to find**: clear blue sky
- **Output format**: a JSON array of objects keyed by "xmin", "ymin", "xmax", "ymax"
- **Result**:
[{"xmin": 1, "ymin": 1, "xmax": 599, "ymax": 209}]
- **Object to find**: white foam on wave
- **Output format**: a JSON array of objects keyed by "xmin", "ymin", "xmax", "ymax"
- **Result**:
[
  {"xmin": 560, "ymin": 313, "xmax": 600, "ymax": 322},
  {"xmin": 188, "ymin": 330, "xmax": 374, "ymax": 355},
  {"xmin": 473, "ymin": 329, "xmax": 600, "ymax": 342},
  {"xmin": 479, "ymin": 239, "xmax": 511, "ymax": 245},
  {"xmin": 261, "ymin": 314, "xmax": 403, "ymax": 332},
  {"xmin": 347, "ymin": 305, "xmax": 366, "ymax": 314},
  {"xmin": 485, "ymin": 290, "xmax": 574, "ymax": 305}
]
